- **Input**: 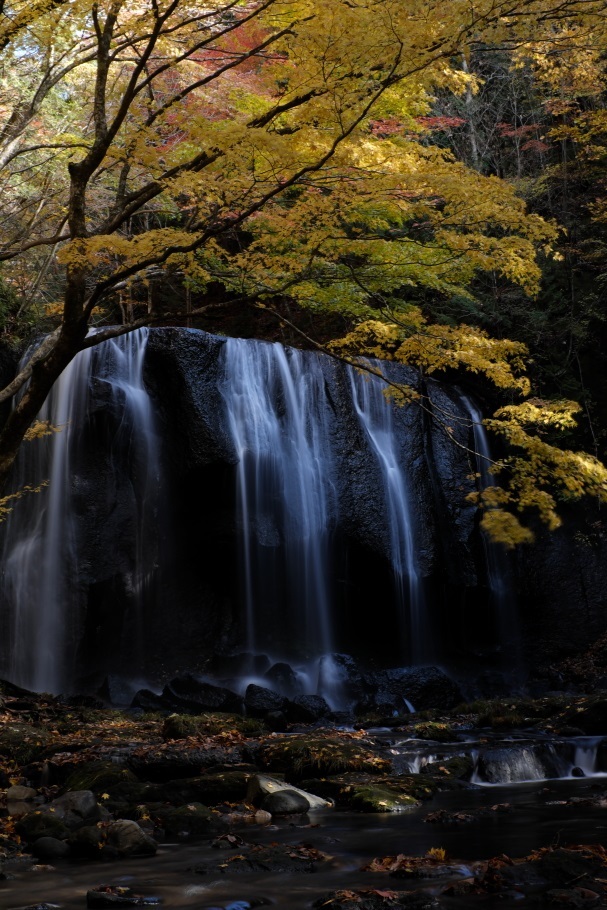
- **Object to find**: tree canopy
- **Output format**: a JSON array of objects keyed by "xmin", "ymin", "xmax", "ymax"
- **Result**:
[{"xmin": 1, "ymin": 0, "xmax": 607, "ymax": 541}]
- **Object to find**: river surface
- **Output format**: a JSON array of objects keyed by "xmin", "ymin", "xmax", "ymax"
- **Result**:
[{"xmin": 3, "ymin": 776, "xmax": 607, "ymax": 909}]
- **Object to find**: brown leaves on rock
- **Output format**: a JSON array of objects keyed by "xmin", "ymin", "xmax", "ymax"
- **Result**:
[
  {"xmin": 363, "ymin": 849, "xmax": 452, "ymax": 876},
  {"xmin": 314, "ymin": 888, "xmax": 438, "ymax": 908},
  {"xmin": 195, "ymin": 840, "xmax": 331, "ymax": 874},
  {"xmin": 425, "ymin": 803, "xmax": 511, "ymax": 825},
  {"xmin": 257, "ymin": 730, "xmax": 391, "ymax": 779}
]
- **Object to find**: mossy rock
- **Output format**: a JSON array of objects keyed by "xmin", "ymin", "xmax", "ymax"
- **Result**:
[
  {"xmin": 412, "ymin": 722, "xmax": 458, "ymax": 743},
  {"xmin": 0, "ymin": 725, "xmax": 50, "ymax": 764},
  {"xmin": 162, "ymin": 713, "xmax": 265, "ymax": 740},
  {"xmin": 347, "ymin": 783, "xmax": 420, "ymax": 813},
  {"xmin": 15, "ymin": 811, "xmax": 70, "ymax": 843},
  {"xmin": 64, "ymin": 761, "xmax": 138, "ymax": 795},
  {"xmin": 423, "ymin": 754, "xmax": 474, "ymax": 781},
  {"xmin": 153, "ymin": 802, "xmax": 222, "ymax": 837},
  {"xmin": 476, "ymin": 710, "xmax": 525, "ymax": 730},
  {"xmin": 257, "ymin": 734, "xmax": 391, "ymax": 781},
  {"xmin": 147, "ymin": 771, "xmax": 252, "ymax": 807},
  {"xmin": 104, "ymin": 779, "xmax": 153, "ymax": 803},
  {"xmin": 100, "ymin": 780, "xmax": 154, "ymax": 814},
  {"xmin": 300, "ymin": 772, "xmax": 434, "ymax": 811},
  {"xmin": 114, "ymin": 802, "xmax": 165, "ymax": 823}
]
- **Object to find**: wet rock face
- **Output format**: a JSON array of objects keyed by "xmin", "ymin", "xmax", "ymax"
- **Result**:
[
  {"xmin": 138, "ymin": 328, "xmax": 494, "ymax": 679},
  {"xmin": 517, "ymin": 510, "xmax": 607, "ymax": 676},
  {"xmin": 359, "ymin": 666, "xmax": 463, "ymax": 714}
]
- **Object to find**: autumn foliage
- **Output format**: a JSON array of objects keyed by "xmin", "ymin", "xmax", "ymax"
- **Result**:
[{"xmin": 0, "ymin": 0, "xmax": 606, "ymax": 538}]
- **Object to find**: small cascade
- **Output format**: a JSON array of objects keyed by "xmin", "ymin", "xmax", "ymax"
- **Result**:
[
  {"xmin": 477, "ymin": 746, "xmax": 551, "ymax": 784},
  {"xmin": 572, "ymin": 738, "xmax": 603, "ymax": 776},
  {"xmin": 460, "ymin": 394, "xmax": 517, "ymax": 658},
  {"xmin": 220, "ymin": 338, "xmax": 337, "ymax": 659},
  {"xmin": 349, "ymin": 366, "xmax": 424, "ymax": 662},
  {"xmin": 0, "ymin": 329, "xmax": 160, "ymax": 694}
]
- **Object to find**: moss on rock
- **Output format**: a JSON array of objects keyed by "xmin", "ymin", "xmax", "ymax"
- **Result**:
[
  {"xmin": 0, "ymin": 724, "xmax": 49, "ymax": 764},
  {"xmin": 153, "ymin": 802, "xmax": 222, "ymax": 837},
  {"xmin": 15, "ymin": 811, "xmax": 70, "ymax": 843},
  {"xmin": 64, "ymin": 761, "xmax": 138, "ymax": 795},
  {"xmin": 300, "ymin": 772, "xmax": 434, "ymax": 811},
  {"xmin": 257, "ymin": 733, "xmax": 391, "ymax": 781},
  {"xmin": 162, "ymin": 713, "xmax": 265, "ymax": 740}
]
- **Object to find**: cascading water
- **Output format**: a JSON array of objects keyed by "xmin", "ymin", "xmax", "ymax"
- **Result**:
[
  {"xmin": 348, "ymin": 366, "xmax": 425, "ymax": 663},
  {"xmin": 460, "ymin": 394, "xmax": 518, "ymax": 662},
  {"xmin": 0, "ymin": 329, "xmax": 160, "ymax": 694},
  {"xmin": 220, "ymin": 337, "xmax": 337, "ymax": 660}
]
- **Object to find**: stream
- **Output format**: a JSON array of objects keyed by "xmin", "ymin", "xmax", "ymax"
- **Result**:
[{"xmin": 4, "ymin": 735, "xmax": 607, "ymax": 910}]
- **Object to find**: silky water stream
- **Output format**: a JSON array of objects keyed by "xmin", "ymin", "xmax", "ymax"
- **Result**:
[{"xmin": 3, "ymin": 763, "xmax": 607, "ymax": 910}]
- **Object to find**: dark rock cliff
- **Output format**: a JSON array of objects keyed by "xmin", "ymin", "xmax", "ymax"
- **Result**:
[{"xmin": 0, "ymin": 327, "xmax": 604, "ymax": 692}]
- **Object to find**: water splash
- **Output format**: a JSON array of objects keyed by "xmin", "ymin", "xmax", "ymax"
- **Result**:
[{"xmin": 0, "ymin": 329, "xmax": 160, "ymax": 693}]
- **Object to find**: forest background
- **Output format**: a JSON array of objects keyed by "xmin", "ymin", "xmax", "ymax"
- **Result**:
[{"xmin": 1, "ymin": 0, "xmax": 607, "ymax": 544}]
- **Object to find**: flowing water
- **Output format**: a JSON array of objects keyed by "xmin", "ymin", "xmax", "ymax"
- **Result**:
[
  {"xmin": 460, "ymin": 394, "xmax": 518, "ymax": 662},
  {"xmin": 220, "ymin": 338, "xmax": 338, "ymax": 659},
  {"xmin": 0, "ymin": 331, "xmax": 517, "ymax": 697},
  {"xmin": 3, "ymin": 775, "xmax": 607, "ymax": 910},
  {"xmin": 0, "ymin": 329, "xmax": 160, "ymax": 693},
  {"xmin": 348, "ymin": 366, "xmax": 424, "ymax": 663}
]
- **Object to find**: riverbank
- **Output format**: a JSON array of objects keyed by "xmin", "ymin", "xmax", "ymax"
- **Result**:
[{"xmin": 3, "ymin": 680, "xmax": 607, "ymax": 908}]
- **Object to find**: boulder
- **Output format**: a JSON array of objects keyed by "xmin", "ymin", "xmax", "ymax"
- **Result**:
[
  {"xmin": 247, "ymin": 774, "xmax": 331, "ymax": 810},
  {"xmin": 70, "ymin": 819, "xmax": 157, "ymax": 859},
  {"xmin": 31, "ymin": 836, "xmax": 71, "ymax": 860},
  {"xmin": 15, "ymin": 812, "xmax": 70, "ymax": 843},
  {"xmin": 130, "ymin": 689, "xmax": 167, "ymax": 712},
  {"xmin": 45, "ymin": 790, "xmax": 102, "ymax": 828},
  {"xmin": 194, "ymin": 841, "xmax": 330, "ymax": 874},
  {"xmin": 300, "ymin": 773, "xmax": 423, "ymax": 812},
  {"xmin": 261, "ymin": 789, "xmax": 311, "ymax": 816},
  {"xmin": 64, "ymin": 761, "xmax": 138, "ymax": 795},
  {"xmin": 161, "ymin": 712, "xmax": 265, "ymax": 740},
  {"xmin": 263, "ymin": 662, "xmax": 301, "ymax": 697},
  {"xmin": 162, "ymin": 674, "xmax": 244, "ymax": 714},
  {"xmin": 145, "ymin": 770, "xmax": 252, "ymax": 806},
  {"xmin": 360, "ymin": 666, "xmax": 462, "ymax": 713},
  {"xmin": 128, "ymin": 741, "xmax": 243, "ymax": 781},
  {"xmin": 244, "ymin": 684, "xmax": 287, "ymax": 716},
  {"xmin": 152, "ymin": 802, "xmax": 222, "ymax": 838},
  {"xmin": 287, "ymin": 695, "xmax": 331, "ymax": 723},
  {"xmin": 6, "ymin": 785, "xmax": 36, "ymax": 801},
  {"xmin": 104, "ymin": 819, "xmax": 157, "ymax": 856},
  {"xmin": 257, "ymin": 733, "xmax": 391, "ymax": 780}
]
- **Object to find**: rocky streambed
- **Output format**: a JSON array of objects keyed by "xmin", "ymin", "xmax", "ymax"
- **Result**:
[{"xmin": 4, "ymin": 674, "xmax": 607, "ymax": 909}]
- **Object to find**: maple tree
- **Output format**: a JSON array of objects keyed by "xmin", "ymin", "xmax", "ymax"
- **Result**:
[{"xmin": 0, "ymin": 0, "xmax": 606, "ymax": 541}]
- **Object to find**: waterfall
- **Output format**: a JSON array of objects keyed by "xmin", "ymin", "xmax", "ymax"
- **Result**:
[
  {"xmin": 0, "ymin": 329, "xmax": 160, "ymax": 694},
  {"xmin": 348, "ymin": 366, "xmax": 425, "ymax": 663},
  {"xmin": 460, "ymin": 394, "xmax": 517, "ymax": 662},
  {"xmin": 220, "ymin": 337, "xmax": 337, "ymax": 659}
]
